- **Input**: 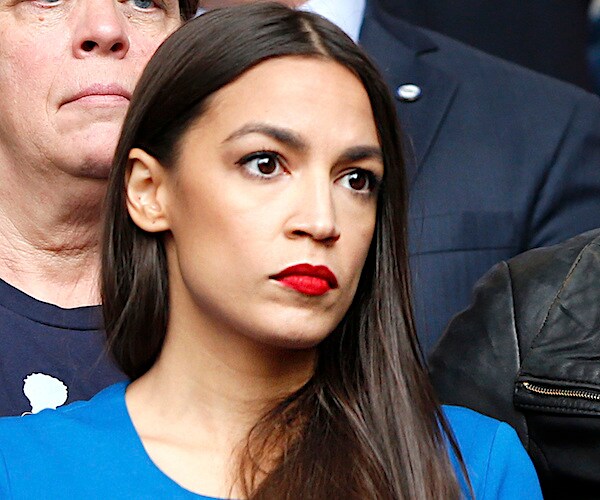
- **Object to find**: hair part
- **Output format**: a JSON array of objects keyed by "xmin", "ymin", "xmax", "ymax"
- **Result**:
[{"xmin": 102, "ymin": 4, "xmax": 470, "ymax": 498}]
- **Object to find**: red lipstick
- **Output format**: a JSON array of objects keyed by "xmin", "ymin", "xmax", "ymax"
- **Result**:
[{"xmin": 271, "ymin": 264, "xmax": 338, "ymax": 296}]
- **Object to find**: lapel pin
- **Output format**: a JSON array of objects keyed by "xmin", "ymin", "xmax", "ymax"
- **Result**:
[{"xmin": 397, "ymin": 84, "xmax": 422, "ymax": 102}]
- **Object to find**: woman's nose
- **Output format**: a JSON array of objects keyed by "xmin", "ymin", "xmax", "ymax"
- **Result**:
[{"xmin": 284, "ymin": 176, "xmax": 341, "ymax": 245}]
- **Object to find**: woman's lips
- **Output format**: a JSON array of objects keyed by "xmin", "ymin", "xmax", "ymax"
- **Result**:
[{"xmin": 271, "ymin": 264, "xmax": 338, "ymax": 296}]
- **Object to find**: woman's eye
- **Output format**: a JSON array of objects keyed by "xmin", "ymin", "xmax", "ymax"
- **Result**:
[
  {"xmin": 339, "ymin": 169, "xmax": 378, "ymax": 194},
  {"xmin": 238, "ymin": 152, "xmax": 285, "ymax": 179}
]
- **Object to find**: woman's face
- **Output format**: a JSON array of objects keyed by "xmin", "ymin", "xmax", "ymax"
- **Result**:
[{"xmin": 141, "ymin": 56, "xmax": 383, "ymax": 351}]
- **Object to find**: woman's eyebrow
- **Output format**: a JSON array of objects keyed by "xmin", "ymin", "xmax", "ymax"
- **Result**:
[
  {"xmin": 337, "ymin": 146, "xmax": 383, "ymax": 163},
  {"xmin": 224, "ymin": 125, "xmax": 382, "ymax": 164},
  {"xmin": 223, "ymin": 123, "xmax": 307, "ymax": 152}
]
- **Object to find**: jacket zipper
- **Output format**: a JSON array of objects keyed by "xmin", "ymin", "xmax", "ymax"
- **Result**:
[{"xmin": 522, "ymin": 381, "xmax": 600, "ymax": 401}]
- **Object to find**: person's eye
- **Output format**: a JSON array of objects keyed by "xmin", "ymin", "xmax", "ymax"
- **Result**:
[
  {"xmin": 34, "ymin": 0, "xmax": 61, "ymax": 6},
  {"xmin": 237, "ymin": 151, "xmax": 286, "ymax": 179},
  {"xmin": 130, "ymin": 0, "xmax": 158, "ymax": 9},
  {"xmin": 338, "ymin": 169, "xmax": 380, "ymax": 194}
]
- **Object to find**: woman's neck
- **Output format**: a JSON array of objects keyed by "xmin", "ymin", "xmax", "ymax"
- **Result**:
[{"xmin": 126, "ymin": 325, "xmax": 316, "ymax": 498}]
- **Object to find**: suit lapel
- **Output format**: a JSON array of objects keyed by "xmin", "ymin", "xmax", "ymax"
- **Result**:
[{"xmin": 359, "ymin": 0, "xmax": 458, "ymax": 184}]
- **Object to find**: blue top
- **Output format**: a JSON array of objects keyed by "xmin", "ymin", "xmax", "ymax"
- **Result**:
[
  {"xmin": 0, "ymin": 278, "xmax": 125, "ymax": 417},
  {"xmin": 0, "ymin": 383, "xmax": 541, "ymax": 499}
]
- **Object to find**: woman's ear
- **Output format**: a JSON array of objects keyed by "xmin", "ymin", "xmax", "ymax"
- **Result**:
[{"xmin": 126, "ymin": 148, "xmax": 171, "ymax": 233}]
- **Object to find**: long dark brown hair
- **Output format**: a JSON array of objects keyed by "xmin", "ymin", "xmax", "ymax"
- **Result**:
[{"xmin": 102, "ymin": 4, "xmax": 470, "ymax": 498}]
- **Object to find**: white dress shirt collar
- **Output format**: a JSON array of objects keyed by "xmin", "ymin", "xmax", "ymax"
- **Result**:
[
  {"xmin": 196, "ymin": 1, "xmax": 366, "ymax": 43},
  {"xmin": 298, "ymin": 0, "xmax": 366, "ymax": 43}
]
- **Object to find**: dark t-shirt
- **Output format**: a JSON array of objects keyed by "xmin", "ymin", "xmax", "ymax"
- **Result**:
[{"xmin": 0, "ymin": 279, "xmax": 126, "ymax": 417}]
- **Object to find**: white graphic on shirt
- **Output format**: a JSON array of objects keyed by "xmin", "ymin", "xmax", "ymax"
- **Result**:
[{"xmin": 21, "ymin": 373, "xmax": 68, "ymax": 416}]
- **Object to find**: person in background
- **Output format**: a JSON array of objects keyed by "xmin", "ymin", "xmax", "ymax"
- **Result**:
[
  {"xmin": 429, "ymin": 228, "xmax": 600, "ymax": 498},
  {"xmin": 391, "ymin": 0, "xmax": 593, "ymax": 90},
  {"xmin": 0, "ymin": 5, "xmax": 541, "ymax": 498},
  {"xmin": 587, "ymin": 0, "xmax": 600, "ymax": 93},
  {"xmin": 0, "ymin": 0, "xmax": 198, "ymax": 417},
  {"xmin": 198, "ymin": 0, "xmax": 600, "ymax": 353}
]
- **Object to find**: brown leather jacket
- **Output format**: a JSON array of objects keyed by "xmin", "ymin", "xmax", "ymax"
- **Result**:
[{"xmin": 429, "ymin": 229, "xmax": 600, "ymax": 499}]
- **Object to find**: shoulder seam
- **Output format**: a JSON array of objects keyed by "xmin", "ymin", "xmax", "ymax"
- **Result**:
[
  {"xmin": 504, "ymin": 260, "xmax": 529, "ymax": 447},
  {"xmin": 528, "ymin": 242, "xmax": 590, "ymax": 352},
  {"xmin": 481, "ymin": 420, "xmax": 503, "ymax": 499}
]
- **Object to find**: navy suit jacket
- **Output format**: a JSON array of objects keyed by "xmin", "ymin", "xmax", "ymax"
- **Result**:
[
  {"xmin": 382, "ymin": 0, "xmax": 592, "ymax": 90},
  {"xmin": 359, "ymin": 1, "xmax": 600, "ymax": 353}
]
